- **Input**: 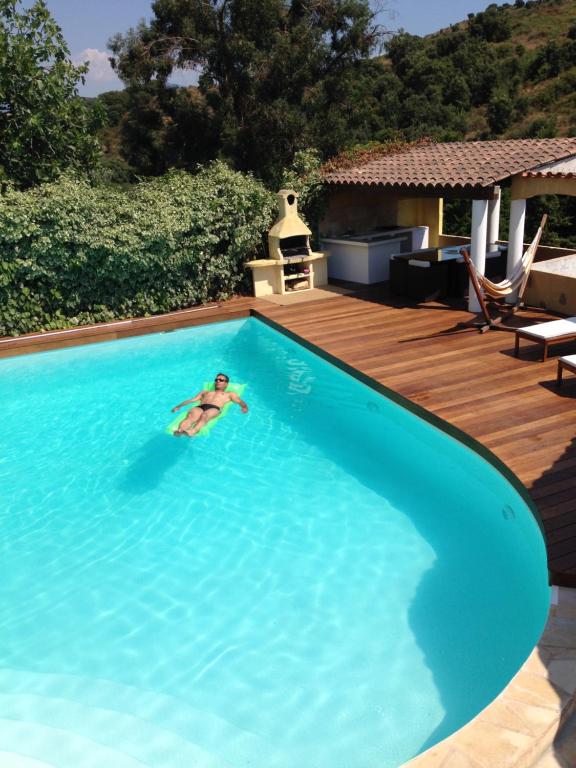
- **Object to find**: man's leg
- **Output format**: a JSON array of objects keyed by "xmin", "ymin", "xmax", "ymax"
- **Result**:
[
  {"xmin": 183, "ymin": 408, "xmax": 219, "ymax": 436},
  {"xmin": 175, "ymin": 406, "xmax": 203, "ymax": 435}
]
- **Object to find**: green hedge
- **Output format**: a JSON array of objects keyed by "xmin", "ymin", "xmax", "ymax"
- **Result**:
[{"xmin": 0, "ymin": 162, "xmax": 276, "ymax": 335}]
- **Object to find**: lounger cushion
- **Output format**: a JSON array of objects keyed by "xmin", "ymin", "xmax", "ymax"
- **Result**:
[
  {"xmin": 559, "ymin": 354, "xmax": 576, "ymax": 368},
  {"xmin": 517, "ymin": 317, "xmax": 576, "ymax": 340}
]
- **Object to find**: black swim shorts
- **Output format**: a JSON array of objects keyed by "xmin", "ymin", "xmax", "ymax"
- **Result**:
[{"xmin": 199, "ymin": 403, "xmax": 221, "ymax": 413}]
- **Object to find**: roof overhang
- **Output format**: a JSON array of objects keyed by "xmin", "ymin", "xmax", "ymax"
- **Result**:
[
  {"xmin": 325, "ymin": 182, "xmax": 500, "ymax": 200},
  {"xmin": 322, "ymin": 138, "xmax": 576, "ymax": 198}
]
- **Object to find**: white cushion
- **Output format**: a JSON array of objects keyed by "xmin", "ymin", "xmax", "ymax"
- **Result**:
[
  {"xmin": 517, "ymin": 317, "xmax": 576, "ymax": 340},
  {"xmin": 560, "ymin": 354, "xmax": 576, "ymax": 366}
]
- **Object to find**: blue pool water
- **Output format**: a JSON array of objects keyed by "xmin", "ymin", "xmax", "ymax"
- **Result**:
[{"xmin": 0, "ymin": 317, "xmax": 549, "ymax": 768}]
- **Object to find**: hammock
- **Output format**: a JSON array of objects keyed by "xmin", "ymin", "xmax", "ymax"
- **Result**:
[
  {"xmin": 461, "ymin": 214, "xmax": 547, "ymax": 332},
  {"xmin": 462, "ymin": 214, "xmax": 547, "ymax": 299}
]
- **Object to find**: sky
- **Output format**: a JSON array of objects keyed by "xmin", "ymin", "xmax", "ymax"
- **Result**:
[{"xmin": 42, "ymin": 0, "xmax": 499, "ymax": 97}]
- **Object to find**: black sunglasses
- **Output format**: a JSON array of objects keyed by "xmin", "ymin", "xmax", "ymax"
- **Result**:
[{"xmin": 215, "ymin": 377, "xmax": 228, "ymax": 382}]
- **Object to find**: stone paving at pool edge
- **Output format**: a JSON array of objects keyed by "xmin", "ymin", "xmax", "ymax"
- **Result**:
[{"xmin": 403, "ymin": 587, "xmax": 576, "ymax": 768}]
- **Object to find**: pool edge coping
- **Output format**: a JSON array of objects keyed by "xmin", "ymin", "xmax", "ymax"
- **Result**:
[
  {"xmin": 401, "ymin": 585, "xmax": 576, "ymax": 768},
  {"xmin": 0, "ymin": 303, "xmax": 247, "ymax": 358}
]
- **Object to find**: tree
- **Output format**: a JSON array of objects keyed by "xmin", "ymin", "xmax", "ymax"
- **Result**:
[
  {"xmin": 96, "ymin": 90, "xmax": 130, "ymax": 127},
  {"xmin": 487, "ymin": 91, "xmax": 514, "ymax": 134},
  {"xmin": 0, "ymin": 0, "xmax": 102, "ymax": 187},
  {"xmin": 117, "ymin": 82, "xmax": 219, "ymax": 176},
  {"xmin": 385, "ymin": 33, "xmax": 470, "ymax": 140},
  {"xmin": 468, "ymin": 5, "xmax": 511, "ymax": 43},
  {"xmin": 307, "ymin": 59, "xmax": 401, "ymax": 157},
  {"xmin": 109, "ymin": 0, "xmax": 385, "ymax": 185}
]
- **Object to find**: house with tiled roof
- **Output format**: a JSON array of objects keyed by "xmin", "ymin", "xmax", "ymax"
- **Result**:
[{"xmin": 320, "ymin": 139, "xmax": 576, "ymax": 312}]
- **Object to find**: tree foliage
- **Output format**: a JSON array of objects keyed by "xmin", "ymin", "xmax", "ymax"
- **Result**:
[
  {"xmin": 526, "ymin": 38, "xmax": 576, "ymax": 82},
  {"xmin": 113, "ymin": 82, "xmax": 219, "ymax": 176},
  {"xmin": 487, "ymin": 90, "xmax": 515, "ymax": 133},
  {"xmin": 468, "ymin": 4, "xmax": 511, "ymax": 42},
  {"xmin": 109, "ymin": 0, "xmax": 384, "ymax": 185},
  {"xmin": 0, "ymin": 0, "xmax": 103, "ymax": 187},
  {"xmin": 96, "ymin": 89, "xmax": 131, "ymax": 127},
  {"xmin": 102, "ymin": 0, "xmax": 576, "ymax": 181}
]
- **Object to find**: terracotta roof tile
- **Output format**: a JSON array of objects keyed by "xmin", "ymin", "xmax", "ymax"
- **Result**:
[
  {"xmin": 323, "ymin": 138, "xmax": 576, "ymax": 191},
  {"xmin": 523, "ymin": 170, "xmax": 576, "ymax": 179}
]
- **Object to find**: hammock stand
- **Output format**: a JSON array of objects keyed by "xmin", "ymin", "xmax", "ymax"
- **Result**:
[{"xmin": 461, "ymin": 214, "xmax": 547, "ymax": 333}]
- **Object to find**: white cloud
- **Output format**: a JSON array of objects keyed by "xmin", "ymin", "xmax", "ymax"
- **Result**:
[
  {"xmin": 74, "ymin": 48, "xmax": 122, "ymax": 93},
  {"xmin": 72, "ymin": 48, "xmax": 199, "ymax": 96}
]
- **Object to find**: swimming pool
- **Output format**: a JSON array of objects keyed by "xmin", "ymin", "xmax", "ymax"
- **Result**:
[{"xmin": 0, "ymin": 317, "xmax": 550, "ymax": 768}]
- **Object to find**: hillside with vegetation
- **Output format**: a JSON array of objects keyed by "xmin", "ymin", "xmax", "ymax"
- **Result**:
[
  {"xmin": 470, "ymin": 0, "xmax": 576, "ymax": 138},
  {"xmin": 96, "ymin": 0, "xmax": 576, "ymax": 184},
  {"xmin": 91, "ymin": 0, "xmax": 576, "ymax": 248},
  {"xmin": 382, "ymin": 0, "xmax": 576, "ymax": 142},
  {"xmin": 376, "ymin": 0, "xmax": 576, "ymax": 245}
]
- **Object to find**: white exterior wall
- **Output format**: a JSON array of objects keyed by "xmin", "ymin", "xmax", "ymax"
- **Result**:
[
  {"xmin": 506, "ymin": 198, "xmax": 527, "ymax": 303},
  {"xmin": 468, "ymin": 199, "xmax": 489, "ymax": 313},
  {"xmin": 487, "ymin": 189, "xmax": 501, "ymax": 250}
]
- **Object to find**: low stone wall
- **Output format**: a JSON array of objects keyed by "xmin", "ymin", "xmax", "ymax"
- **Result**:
[{"xmin": 525, "ymin": 254, "xmax": 576, "ymax": 315}]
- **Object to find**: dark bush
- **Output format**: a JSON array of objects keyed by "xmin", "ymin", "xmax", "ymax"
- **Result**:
[
  {"xmin": 468, "ymin": 7, "xmax": 512, "ymax": 42},
  {"xmin": 488, "ymin": 92, "xmax": 515, "ymax": 133}
]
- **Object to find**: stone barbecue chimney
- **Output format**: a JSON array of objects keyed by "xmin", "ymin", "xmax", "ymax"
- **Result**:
[{"xmin": 268, "ymin": 190, "xmax": 312, "ymax": 259}]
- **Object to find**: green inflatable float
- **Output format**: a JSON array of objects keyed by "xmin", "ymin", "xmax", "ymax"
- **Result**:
[{"xmin": 167, "ymin": 381, "xmax": 246, "ymax": 437}]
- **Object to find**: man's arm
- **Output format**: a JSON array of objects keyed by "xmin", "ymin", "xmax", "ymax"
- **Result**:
[
  {"xmin": 171, "ymin": 391, "xmax": 204, "ymax": 412},
  {"xmin": 230, "ymin": 392, "xmax": 248, "ymax": 413}
]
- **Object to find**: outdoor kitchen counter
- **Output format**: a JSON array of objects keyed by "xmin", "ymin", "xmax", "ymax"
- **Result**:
[{"xmin": 321, "ymin": 225, "xmax": 429, "ymax": 284}]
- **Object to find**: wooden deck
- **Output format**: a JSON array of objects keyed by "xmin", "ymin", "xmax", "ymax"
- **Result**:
[
  {"xmin": 2, "ymin": 289, "xmax": 575, "ymax": 585},
  {"xmin": 253, "ymin": 288, "xmax": 576, "ymax": 587}
]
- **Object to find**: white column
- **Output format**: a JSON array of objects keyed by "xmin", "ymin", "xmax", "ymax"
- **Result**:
[
  {"xmin": 468, "ymin": 199, "xmax": 489, "ymax": 313},
  {"xmin": 487, "ymin": 188, "xmax": 501, "ymax": 251},
  {"xmin": 506, "ymin": 198, "xmax": 526, "ymax": 303}
]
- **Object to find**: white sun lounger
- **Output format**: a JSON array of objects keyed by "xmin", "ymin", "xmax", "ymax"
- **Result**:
[
  {"xmin": 557, "ymin": 354, "xmax": 576, "ymax": 386},
  {"xmin": 514, "ymin": 317, "xmax": 576, "ymax": 361}
]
